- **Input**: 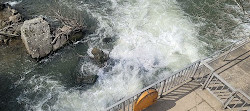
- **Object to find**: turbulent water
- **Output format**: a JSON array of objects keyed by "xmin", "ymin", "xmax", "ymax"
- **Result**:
[{"xmin": 0, "ymin": 0, "xmax": 249, "ymax": 111}]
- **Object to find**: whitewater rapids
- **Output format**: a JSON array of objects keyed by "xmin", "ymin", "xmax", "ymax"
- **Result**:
[{"xmin": 16, "ymin": 0, "xmax": 203, "ymax": 110}]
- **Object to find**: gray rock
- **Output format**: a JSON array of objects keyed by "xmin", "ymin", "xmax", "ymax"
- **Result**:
[
  {"xmin": 76, "ymin": 75, "xmax": 98, "ymax": 84},
  {"xmin": 1, "ymin": 22, "xmax": 22, "ymax": 35},
  {"xmin": 0, "ymin": 4, "xmax": 22, "ymax": 45},
  {"xmin": 52, "ymin": 25, "xmax": 72, "ymax": 51},
  {"xmin": 10, "ymin": 9, "xmax": 18, "ymax": 15},
  {"xmin": 9, "ymin": 13, "xmax": 21, "ymax": 23},
  {"xmin": 91, "ymin": 47, "xmax": 109, "ymax": 65},
  {"xmin": 21, "ymin": 17, "xmax": 53, "ymax": 58}
]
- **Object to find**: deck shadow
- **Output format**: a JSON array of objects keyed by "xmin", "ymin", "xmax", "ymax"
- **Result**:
[{"xmin": 144, "ymin": 81, "xmax": 201, "ymax": 111}]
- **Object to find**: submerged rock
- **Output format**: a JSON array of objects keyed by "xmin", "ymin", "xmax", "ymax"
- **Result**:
[
  {"xmin": 102, "ymin": 37, "xmax": 113, "ymax": 43},
  {"xmin": 91, "ymin": 47, "xmax": 109, "ymax": 66},
  {"xmin": 76, "ymin": 75, "xmax": 98, "ymax": 84},
  {"xmin": 21, "ymin": 17, "xmax": 53, "ymax": 58}
]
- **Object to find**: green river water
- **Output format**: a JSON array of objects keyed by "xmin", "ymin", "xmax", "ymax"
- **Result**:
[{"xmin": 0, "ymin": 0, "xmax": 249, "ymax": 111}]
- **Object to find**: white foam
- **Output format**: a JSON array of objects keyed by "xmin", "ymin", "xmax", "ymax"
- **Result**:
[
  {"xmin": 53, "ymin": 0, "xmax": 202, "ymax": 110},
  {"xmin": 87, "ymin": 47, "xmax": 94, "ymax": 58},
  {"xmin": 18, "ymin": 0, "xmax": 203, "ymax": 111},
  {"xmin": 5, "ymin": 0, "xmax": 22, "ymax": 6}
]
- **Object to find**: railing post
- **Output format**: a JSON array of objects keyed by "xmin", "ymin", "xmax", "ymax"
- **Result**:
[
  {"xmin": 190, "ymin": 61, "xmax": 201, "ymax": 79},
  {"xmin": 223, "ymin": 91, "xmax": 237, "ymax": 109},
  {"xmin": 159, "ymin": 80, "xmax": 166, "ymax": 98},
  {"xmin": 122, "ymin": 101, "xmax": 125, "ymax": 111},
  {"xmin": 201, "ymin": 61, "xmax": 216, "ymax": 89},
  {"xmin": 202, "ymin": 72, "xmax": 214, "ymax": 89}
]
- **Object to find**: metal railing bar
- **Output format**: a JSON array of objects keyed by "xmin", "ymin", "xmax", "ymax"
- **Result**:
[
  {"xmin": 159, "ymin": 80, "xmax": 166, "ymax": 97},
  {"xmin": 212, "ymin": 73, "xmax": 236, "ymax": 91},
  {"xmin": 206, "ymin": 87, "xmax": 225, "ymax": 103},
  {"xmin": 195, "ymin": 66, "xmax": 202, "ymax": 80},
  {"xmin": 171, "ymin": 74, "xmax": 178, "ymax": 89},
  {"xmin": 178, "ymin": 70, "xmax": 185, "ymax": 85},
  {"xmin": 173, "ymin": 74, "xmax": 179, "ymax": 88},
  {"xmin": 217, "ymin": 85, "xmax": 226, "ymax": 94},
  {"xmin": 215, "ymin": 50, "xmax": 250, "ymax": 73},
  {"xmin": 224, "ymin": 91, "xmax": 237, "ymax": 108},
  {"xmin": 232, "ymin": 96, "xmax": 243, "ymax": 108},
  {"xmin": 178, "ymin": 70, "xmax": 185, "ymax": 84},
  {"xmin": 127, "ymin": 99, "xmax": 130, "ymax": 111},
  {"xmin": 178, "ymin": 72, "xmax": 185, "ymax": 84},
  {"xmin": 237, "ymin": 90, "xmax": 250, "ymax": 101},
  {"xmin": 131, "ymin": 98, "xmax": 134, "ymax": 111},
  {"xmin": 213, "ymin": 78, "xmax": 221, "ymax": 91},
  {"xmin": 170, "ymin": 75, "xmax": 177, "ymax": 89},
  {"xmin": 240, "ymin": 102, "xmax": 247, "ymax": 109},
  {"xmin": 157, "ymin": 82, "xmax": 161, "ymax": 93},
  {"xmin": 198, "ymin": 67, "xmax": 207, "ymax": 82},
  {"xmin": 223, "ymin": 42, "xmax": 236, "ymax": 61},
  {"xmin": 164, "ymin": 78, "xmax": 170, "ymax": 92},
  {"xmin": 184, "ymin": 66, "xmax": 192, "ymax": 82},
  {"xmin": 190, "ymin": 62, "xmax": 199, "ymax": 78},
  {"xmin": 203, "ymin": 37, "xmax": 250, "ymax": 62},
  {"xmin": 201, "ymin": 61, "xmax": 215, "ymax": 72},
  {"xmin": 166, "ymin": 77, "xmax": 173, "ymax": 92}
]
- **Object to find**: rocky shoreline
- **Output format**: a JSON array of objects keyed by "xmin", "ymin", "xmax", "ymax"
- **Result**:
[
  {"xmin": 0, "ymin": 3, "xmax": 110, "ymax": 84},
  {"xmin": 0, "ymin": 3, "xmax": 86, "ymax": 59},
  {"xmin": 0, "ymin": 3, "xmax": 22, "ymax": 45}
]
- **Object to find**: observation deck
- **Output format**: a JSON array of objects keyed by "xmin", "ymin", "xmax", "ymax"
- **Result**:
[
  {"xmin": 106, "ymin": 37, "xmax": 250, "ymax": 111},
  {"xmin": 145, "ymin": 38, "xmax": 250, "ymax": 111}
]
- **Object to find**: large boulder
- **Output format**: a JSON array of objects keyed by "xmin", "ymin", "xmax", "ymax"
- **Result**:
[{"xmin": 21, "ymin": 17, "xmax": 53, "ymax": 58}]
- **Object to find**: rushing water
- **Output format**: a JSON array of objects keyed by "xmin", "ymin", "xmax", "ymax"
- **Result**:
[{"xmin": 0, "ymin": 0, "xmax": 249, "ymax": 111}]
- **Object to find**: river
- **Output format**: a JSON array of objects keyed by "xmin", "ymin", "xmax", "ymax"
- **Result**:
[{"xmin": 0, "ymin": 0, "xmax": 249, "ymax": 111}]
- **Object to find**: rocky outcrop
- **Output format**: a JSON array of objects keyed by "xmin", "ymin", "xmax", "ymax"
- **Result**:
[
  {"xmin": 9, "ymin": 13, "xmax": 21, "ymax": 23},
  {"xmin": 20, "ymin": 16, "xmax": 86, "ymax": 59},
  {"xmin": 0, "ymin": 3, "xmax": 86, "ymax": 59},
  {"xmin": 0, "ymin": 3, "xmax": 23, "ymax": 45},
  {"xmin": 91, "ymin": 48, "xmax": 109, "ymax": 66},
  {"xmin": 52, "ymin": 25, "xmax": 72, "ymax": 51},
  {"xmin": 0, "ymin": 3, "xmax": 22, "ymax": 28},
  {"xmin": 21, "ymin": 17, "xmax": 53, "ymax": 58}
]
